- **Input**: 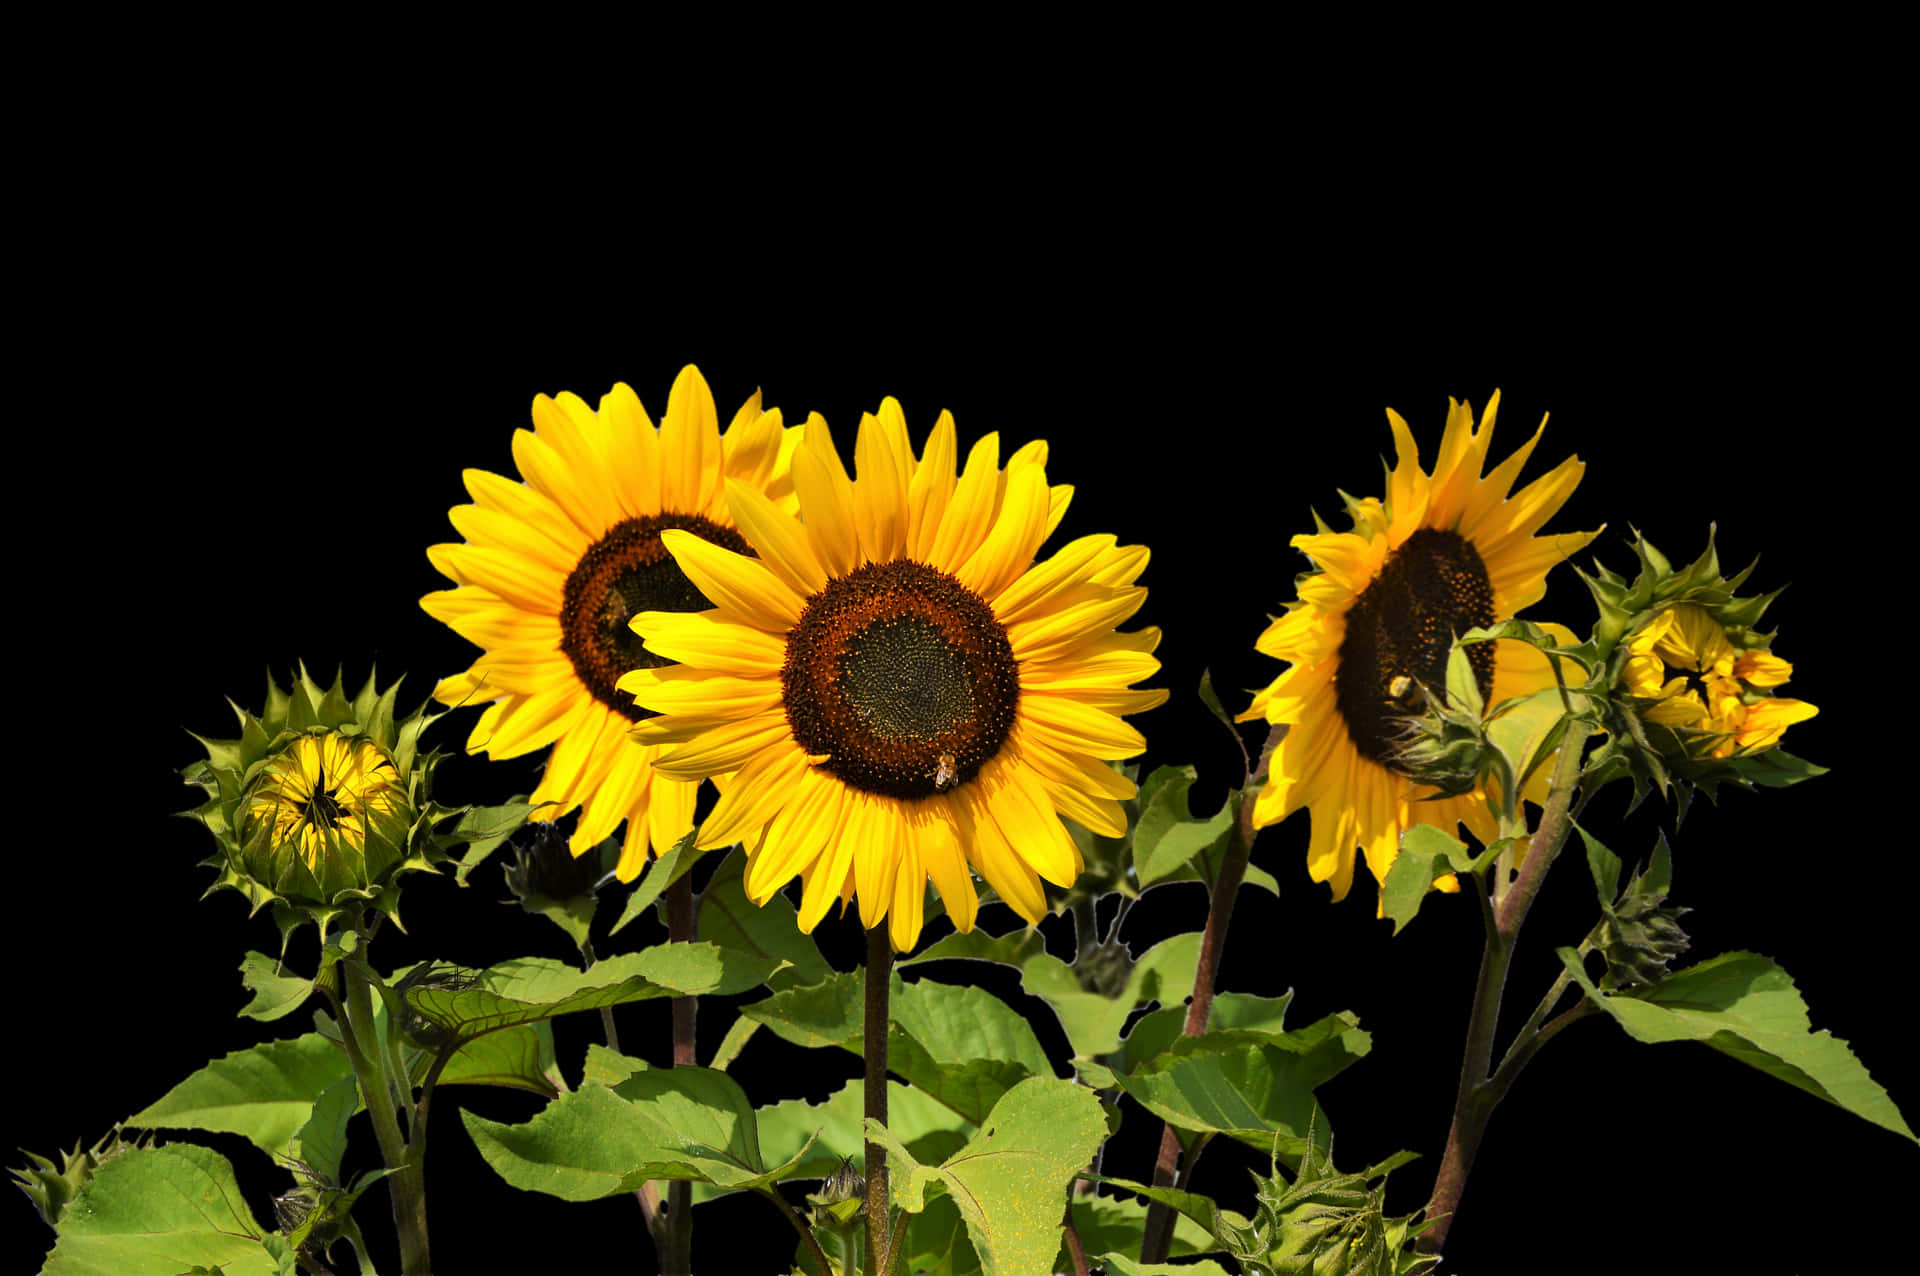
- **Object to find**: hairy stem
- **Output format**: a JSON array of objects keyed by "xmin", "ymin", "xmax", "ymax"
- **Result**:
[
  {"xmin": 866, "ymin": 924, "xmax": 895, "ymax": 1274},
  {"xmin": 661, "ymin": 871, "xmax": 699, "ymax": 1276},
  {"xmin": 1139, "ymin": 723, "xmax": 1284, "ymax": 1264},
  {"xmin": 762, "ymin": 1185, "xmax": 834, "ymax": 1275},
  {"xmin": 1418, "ymin": 720, "xmax": 1590, "ymax": 1254},
  {"xmin": 340, "ymin": 950, "xmax": 431, "ymax": 1276}
]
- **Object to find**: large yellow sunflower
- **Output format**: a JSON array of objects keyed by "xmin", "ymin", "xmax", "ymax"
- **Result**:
[
  {"xmin": 422, "ymin": 365, "xmax": 799, "ymax": 882},
  {"xmin": 1241, "ymin": 392, "xmax": 1600, "ymax": 901},
  {"xmin": 618, "ymin": 399, "xmax": 1164, "ymax": 951}
]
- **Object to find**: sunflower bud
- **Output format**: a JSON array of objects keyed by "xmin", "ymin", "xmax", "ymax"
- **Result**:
[
  {"xmin": 1579, "ymin": 530, "xmax": 1819, "ymax": 799},
  {"xmin": 1600, "ymin": 894, "xmax": 1693, "ymax": 988},
  {"xmin": 184, "ymin": 666, "xmax": 449, "ymax": 943},
  {"xmin": 10, "ymin": 1128, "xmax": 138, "ymax": 1226}
]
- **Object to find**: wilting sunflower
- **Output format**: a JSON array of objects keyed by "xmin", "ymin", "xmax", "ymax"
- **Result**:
[
  {"xmin": 1240, "ymin": 392, "xmax": 1601, "ymax": 901},
  {"xmin": 619, "ymin": 399, "xmax": 1163, "ymax": 951},
  {"xmin": 422, "ymin": 366, "xmax": 799, "ymax": 881}
]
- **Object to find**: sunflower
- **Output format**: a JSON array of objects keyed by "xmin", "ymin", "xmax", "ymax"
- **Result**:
[
  {"xmin": 618, "ymin": 399, "xmax": 1163, "ymax": 951},
  {"xmin": 422, "ymin": 365, "xmax": 799, "ymax": 882},
  {"xmin": 1240, "ymin": 392, "xmax": 1600, "ymax": 901},
  {"xmin": 1621, "ymin": 602, "xmax": 1817, "ymax": 758},
  {"xmin": 244, "ymin": 733, "xmax": 405, "ymax": 872}
]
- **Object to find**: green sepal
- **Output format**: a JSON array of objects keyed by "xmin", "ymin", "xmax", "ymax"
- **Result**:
[
  {"xmin": 1576, "ymin": 827, "xmax": 1691, "ymax": 989},
  {"xmin": 10, "ymin": 1127, "xmax": 141, "ymax": 1228}
]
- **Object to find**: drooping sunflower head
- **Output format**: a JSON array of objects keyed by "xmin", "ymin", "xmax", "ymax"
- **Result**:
[
  {"xmin": 621, "ymin": 398, "xmax": 1164, "ymax": 951},
  {"xmin": 421, "ymin": 366, "xmax": 800, "ymax": 882},
  {"xmin": 1240, "ymin": 392, "xmax": 1600, "ymax": 902},
  {"xmin": 183, "ymin": 667, "xmax": 444, "ymax": 939},
  {"xmin": 1582, "ymin": 530, "xmax": 1818, "ymax": 785}
]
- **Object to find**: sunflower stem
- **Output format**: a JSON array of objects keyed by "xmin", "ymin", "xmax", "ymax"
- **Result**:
[
  {"xmin": 865, "ymin": 923, "xmax": 894, "ymax": 1274},
  {"xmin": 1418, "ymin": 719, "xmax": 1590, "ymax": 1255},
  {"xmin": 1139, "ymin": 722, "xmax": 1284, "ymax": 1264},
  {"xmin": 339, "ymin": 938, "xmax": 431, "ymax": 1276},
  {"xmin": 661, "ymin": 871, "xmax": 699, "ymax": 1276}
]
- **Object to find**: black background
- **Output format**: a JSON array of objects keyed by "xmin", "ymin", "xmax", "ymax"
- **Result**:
[{"xmin": 12, "ymin": 141, "xmax": 1910, "ymax": 1275}]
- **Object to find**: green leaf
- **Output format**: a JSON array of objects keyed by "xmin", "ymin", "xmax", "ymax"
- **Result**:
[
  {"xmin": 236, "ymin": 951, "xmax": 314, "ymax": 1022},
  {"xmin": 404, "ymin": 942, "xmax": 784, "ymax": 1041},
  {"xmin": 581, "ymin": 1043, "xmax": 650, "ymax": 1088},
  {"xmin": 697, "ymin": 848, "xmax": 833, "ymax": 992},
  {"xmin": 1558, "ymin": 949, "xmax": 1916, "ymax": 1142},
  {"xmin": 463, "ymin": 1068, "xmax": 817, "ymax": 1200},
  {"xmin": 1378, "ymin": 824, "xmax": 1499, "ymax": 935},
  {"xmin": 1079, "ymin": 1172, "xmax": 1246, "ymax": 1248},
  {"xmin": 608, "ymin": 827, "xmax": 699, "ymax": 936},
  {"xmin": 40, "ymin": 1144, "xmax": 276, "ymax": 1276},
  {"xmin": 756, "ymin": 1078, "xmax": 975, "ymax": 1184},
  {"xmin": 1106, "ymin": 990, "xmax": 1297, "ymax": 1077},
  {"xmin": 1098, "ymin": 1256, "xmax": 1234, "ymax": 1276},
  {"xmin": 425, "ymin": 1021, "xmax": 562, "ymax": 1097},
  {"xmin": 868, "ymin": 1076, "xmax": 1107, "ymax": 1276},
  {"xmin": 1132, "ymin": 766, "xmax": 1237, "ymax": 889},
  {"xmin": 127, "ymin": 1032, "xmax": 350, "ymax": 1160},
  {"xmin": 741, "ymin": 971, "xmax": 1057, "ymax": 1126},
  {"xmin": 446, "ymin": 801, "xmax": 539, "ymax": 884},
  {"xmin": 1484, "ymin": 685, "xmax": 1569, "ymax": 793},
  {"xmin": 1065, "ymin": 1192, "xmax": 1222, "ymax": 1261},
  {"xmin": 1108, "ymin": 1015, "xmax": 1372, "ymax": 1162},
  {"xmin": 907, "ymin": 926, "xmax": 1201, "ymax": 1062},
  {"xmin": 287, "ymin": 1076, "xmax": 356, "ymax": 1183}
]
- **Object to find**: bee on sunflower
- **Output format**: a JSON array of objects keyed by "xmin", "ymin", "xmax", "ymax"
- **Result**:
[
  {"xmin": 422, "ymin": 366, "xmax": 800, "ymax": 882},
  {"xmin": 619, "ymin": 398, "xmax": 1165, "ymax": 951},
  {"xmin": 1240, "ymin": 392, "xmax": 1600, "ymax": 901}
]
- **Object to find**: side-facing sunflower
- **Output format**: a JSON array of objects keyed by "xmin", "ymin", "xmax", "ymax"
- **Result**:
[
  {"xmin": 619, "ymin": 399, "xmax": 1164, "ymax": 951},
  {"xmin": 422, "ymin": 366, "xmax": 799, "ymax": 881},
  {"xmin": 1241, "ymin": 392, "xmax": 1600, "ymax": 901}
]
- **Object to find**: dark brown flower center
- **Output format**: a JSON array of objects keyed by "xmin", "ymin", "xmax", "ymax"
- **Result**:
[
  {"xmin": 560, "ymin": 514, "xmax": 753, "ymax": 721},
  {"xmin": 782, "ymin": 560, "xmax": 1018, "ymax": 800},
  {"xmin": 1335, "ymin": 527, "xmax": 1496, "ymax": 770}
]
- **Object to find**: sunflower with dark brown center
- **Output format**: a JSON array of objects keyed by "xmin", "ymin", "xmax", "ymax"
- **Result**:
[
  {"xmin": 621, "ymin": 399, "xmax": 1164, "ymax": 951},
  {"xmin": 422, "ymin": 366, "xmax": 799, "ymax": 881},
  {"xmin": 1240, "ymin": 392, "xmax": 1599, "ymax": 902}
]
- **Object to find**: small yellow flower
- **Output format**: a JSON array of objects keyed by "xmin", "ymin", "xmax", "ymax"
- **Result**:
[{"xmin": 1623, "ymin": 602, "xmax": 1817, "ymax": 758}]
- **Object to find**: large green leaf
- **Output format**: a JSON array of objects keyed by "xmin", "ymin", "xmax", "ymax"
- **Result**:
[
  {"xmin": 740, "ymin": 972, "xmax": 1057, "ymax": 1126},
  {"xmin": 426, "ymin": 1021, "xmax": 563, "ymax": 1097},
  {"xmin": 698, "ymin": 849, "xmax": 834, "ymax": 992},
  {"xmin": 463, "ymin": 1067, "xmax": 816, "ymax": 1200},
  {"xmin": 1064, "ymin": 1192, "xmax": 1221, "ymax": 1262},
  {"xmin": 757, "ymin": 1078, "xmax": 975, "ymax": 1184},
  {"xmin": 289, "ymin": 1076, "xmax": 357, "ymax": 1183},
  {"xmin": 1105, "ymin": 990, "xmax": 1297, "ymax": 1078},
  {"xmin": 126, "ymin": 1032, "xmax": 349, "ymax": 1159},
  {"xmin": 906, "ymin": 926, "xmax": 1202, "ymax": 1061},
  {"xmin": 40, "ymin": 1144, "xmax": 275, "ymax": 1276},
  {"xmin": 869, "ymin": 1077, "xmax": 1107, "ymax": 1276},
  {"xmin": 1559, "ymin": 949, "xmax": 1916, "ymax": 1142},
  {"xmin": 1107, "ymin": 1015, "xmax": 1371, "ymax": 1161},
  {"xmin": 404, "ymin": 942, "xmax": 783, "ymax": 1040},
  {"xmin": 1131, "ymin": 766, "xmax": 1237, "ymax": 888}
]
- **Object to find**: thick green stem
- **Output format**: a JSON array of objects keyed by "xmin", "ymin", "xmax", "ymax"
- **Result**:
[
  {"xmin": 762, "ymin": 1185, "xmax": 835, "ymax": 1275},
  {"xmin": 341, "ymin": 952, "xmax": 431, "ymax": 1276},
  {"xmin": 660, "ymin": 872, "xmax": 699, "ymax": 1276},
  {"xmin": 1418, "ymin": 721, "xmax": 1590, "ymax": 1254},
  {"xmin": 865, "ymin": 924, "xmax": 895, "ymax": 1274},
  {"xmin": 1139, "ymin": 723, "xmax": 1284, "ymax": 1264}
]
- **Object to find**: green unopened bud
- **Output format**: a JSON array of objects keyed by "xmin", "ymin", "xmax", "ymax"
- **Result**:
[
  {"xmin": 504, "ymin": 820, "xmax": 609, "ymax": 906},
  {"xmin": 184, "ymin": 666, "xmax": 452, "ymax": 945},
  {"xmin": 10, "ymin": 1128, "xmax": 138, "ymax": 1226},
  {"xmin": 1601, "ymin": 895, "xmax": 1693, "ymax": 988}
]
